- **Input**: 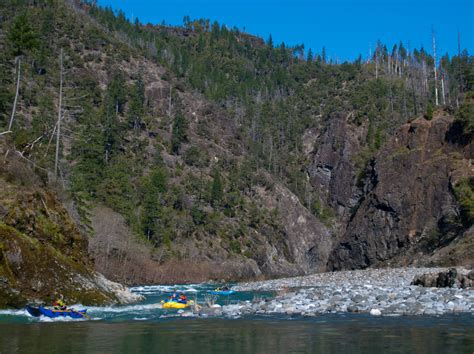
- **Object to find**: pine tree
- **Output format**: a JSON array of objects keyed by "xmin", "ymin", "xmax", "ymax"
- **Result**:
[
  {"xmin": 0, "ymin": 57, "xmax": 12, "ymax": 126},
  {"xmin": 211, "ymin": 167, "xmax": 223, "ymax": 206},
  {"xmin": 171, "ymin": 112, "xmax": 187, "ymax": 154},
  {"xmin": 128, "ymin": 76, "xmax": 145, "ymax": 130},
  {"xmin": 141, "ymin": 167, "xmax": 167, "ymax": 241},
  {"xmin": 7, "ymin": 13, "xmax": 39, "ymax": 56},
  {"xmin": 71, "ymin": 106, "xmax": 106, "ymax": 196},
  {"xmin": 103, "ymin": 71, "xmax": 126, "ymax": 162}
]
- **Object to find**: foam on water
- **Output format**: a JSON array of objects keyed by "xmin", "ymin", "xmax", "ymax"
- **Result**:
[
  {"xmin": 130, "ymin": 284, "xmax": 205, "ymax": 295},
  {"xmin": 0, "ymin": 309, "xmax": 28, "ymax": 317},
  {"xmin": 38, "ymin": 316, "xmax": 87, "ymax": 323},
  {"xmin": 87, "ymin": 303, "xmax": 162, "ymax": 314}
]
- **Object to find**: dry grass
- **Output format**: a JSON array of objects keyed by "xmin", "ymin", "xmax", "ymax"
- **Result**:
[{"xmin": 89, "ymin": 205, "xmax": 232, "ymax": 285}]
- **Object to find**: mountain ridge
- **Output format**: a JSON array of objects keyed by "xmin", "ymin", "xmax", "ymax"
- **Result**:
[{"xmin": 0, "ymin": 0, "xmax": 472, "ymax": 295}]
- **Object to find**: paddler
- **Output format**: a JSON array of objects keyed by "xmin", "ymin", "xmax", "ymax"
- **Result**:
[
  {"xmin": 52, "ymin": 298, "xmax": 67, "ymax": 311},
  {"xmin": 178, "ymin": 293, "xmax": 187, "ymax": 304},
  {"xmin": 169, "ymin": 291, "xmax": 179, "ymax": 301}
]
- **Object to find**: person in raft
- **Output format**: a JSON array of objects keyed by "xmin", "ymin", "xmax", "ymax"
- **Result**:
[
  {"xmin": 215, "ymin": 286, "xmax": 230, "ymax": 291},
  {"xmin": 52, "ymin": 299, "xmax": 67, "ymax": 311},
  {"xmin": 169, "ymin": 292, "xmax": 179, "ymax": 301},
  {"xmin": 178, "ymin": 293, "xmax": 187, "ymax": 304}
]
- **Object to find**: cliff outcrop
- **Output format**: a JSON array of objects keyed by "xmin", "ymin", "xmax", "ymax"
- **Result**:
[{"xmin": 328, "ymin": 114, "xmax": 473, "ymax": 270}]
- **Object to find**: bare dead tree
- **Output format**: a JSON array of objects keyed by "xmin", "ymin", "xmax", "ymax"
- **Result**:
[
  {"xmin": 8, "ymin": 57, "xmax": 21, "ymax": 131},
  {"xmin": 441, "ymin": 69, "xmax": 446, "ymax": 105},
  {"xmin": 367, "ymin": 42, "xmax": 372, "ymax": 64},
  {"xmin": 375, "ymin": 48, "xmax": 379, "ymax": 79},
  {"xmin": 55, "ymin": 49, "xmax": 64, "ymax": 178},
  {"xmin": 432, "ymin": 28, "xmax": 439, "ymax": 106},
  {"xmin": 388, "ymin": 54, "xmax": 392, "ymax": 75},
  {"xmin": 168, "ymin": 83, "xmax": 172, "ymax": 117},
  {"xmin": 457, "ymin": 31, "xmax": 463, "ymax": 106},
  {"xmin": 411, "ymin": 74, "xmax": 418, "ymax": 116},
  {"xmin": 44, "ymin": 123, "xmax": 57, "ymax": 158},
  {"xmin": 422, "ymin": 59, "xmax": 428, "ymax": 96}
]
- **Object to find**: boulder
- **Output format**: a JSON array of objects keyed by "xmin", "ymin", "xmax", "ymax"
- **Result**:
[
  {"xmin": 370, "ymin": 308, "xmax": 382, "ymax": 316},
  {"xmin": 411, "ymin": 268, "xmax": 473, "ymax": 288}
]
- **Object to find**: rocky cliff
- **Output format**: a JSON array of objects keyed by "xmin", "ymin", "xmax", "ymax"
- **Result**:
[
  {"xmin": 307, "ymin": 112, "xmax": 367, "ymax": 219},
  {"xmin": 328, "ymin": 113, "xmax": 473, "ymax": 270}
]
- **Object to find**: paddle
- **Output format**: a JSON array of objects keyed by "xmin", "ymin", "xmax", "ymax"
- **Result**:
[
  {"xmin": 80, "ymin": 312, "xmax": 91, "ymax": 320},
  {"xmin": 53, "ymin": 308, "xmax": 90, "ymax": 320}
]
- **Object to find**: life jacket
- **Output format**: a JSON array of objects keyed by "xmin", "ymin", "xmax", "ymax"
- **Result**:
[{"xmin": 53, "ymin": 300, "xmax": 65, "ymax": 310}]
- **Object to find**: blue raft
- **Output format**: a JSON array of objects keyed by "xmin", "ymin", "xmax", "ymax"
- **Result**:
[
  {"xmin": 26, "ymin": 305, "xmax": 87, "ymax": 319},
  {"xmin": 209, "ymin": 290, "xmax": 235, "ymax": 295}
]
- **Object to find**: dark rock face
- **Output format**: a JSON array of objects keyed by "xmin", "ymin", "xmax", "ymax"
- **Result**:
[
  {"xmin": 328, "ymin": 116, "xmax": 473, "ymax": 270},
  {"xmin": 254, "ymin": 182, "xmax": 333, "ymax": 275},
  {"xmin": 307, "ymin": 113, "xmax": 366, "ymax": 218},
  {"xmin": 412, "ymin": 268, "xmax": 474, "ymax": 288}
]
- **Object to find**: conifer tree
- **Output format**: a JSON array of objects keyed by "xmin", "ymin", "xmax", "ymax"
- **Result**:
[
  {"xmin": 7, "ymin": 13, "xmax": 38, "ymax": 56},
  {"xmin": 211, "ymin": 167, "xmax": 223, "ymax": 206},
  {"xmin": 141, "ymin": 167, "xmax": 167, "ymax": 240},
  {"xmin": 171, "ymin": 112, "xmax": 187, "ymax": 154}
]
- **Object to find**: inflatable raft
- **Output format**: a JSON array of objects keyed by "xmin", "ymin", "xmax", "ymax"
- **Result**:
[
  {"xmin": 26, "ymin": 305, "xmax": 87, "ymax": 319},
  {"xmin": 161, "ymin": 300, "xmax": 194, "ymax": 309}
]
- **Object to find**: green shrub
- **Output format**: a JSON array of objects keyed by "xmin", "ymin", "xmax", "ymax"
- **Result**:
[
  {"xmin": 311, "ymin": 199, "xmax": 335, "ymax": 226},
  {"xmin": 229, "ymin": 239, "xmax": 241, "ymax": 254},
  {"xmin": 191, "ymin": 206, "xmax": 206, "ymax": 225},
  {"xmin": 183, "ymin": 145, "xmax": 209, "ymax": 167},
  {"xmin": 454, "ymin": 177, "xmax": 474, "ymax": 227},
  {"xmin": 424, "ymin": 103, "xmax": 433, "ymax": 120},
  {"xmin": 455, "ymin": 92, "xmax": 474, "ymax": 137}
]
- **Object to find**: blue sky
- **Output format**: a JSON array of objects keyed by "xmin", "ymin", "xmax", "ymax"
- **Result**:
[{"xmin": 99, "ymin": 0, "xmax": 473, "ymax": 61}]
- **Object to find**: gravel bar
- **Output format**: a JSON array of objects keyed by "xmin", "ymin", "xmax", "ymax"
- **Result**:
[{"xmin": 219, "ymin": 268, "xmax": 474, "ymax": 317}]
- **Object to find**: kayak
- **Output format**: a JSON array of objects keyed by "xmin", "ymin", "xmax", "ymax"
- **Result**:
[
  {"xmin": 161, "ymin": 300, "xmax": 193, "ymax": 309},
  {"xmin": 26, "ymin": 305, "xmax": 87, "ymax": 319},
  {"xmin": 209, "ymin": 290, "xmax": 235, "ymax": 295}
]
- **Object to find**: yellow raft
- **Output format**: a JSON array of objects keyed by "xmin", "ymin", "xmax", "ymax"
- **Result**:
[{"xmin": 161, "ymin": 300, "xmax": 194, "ymax": 309}]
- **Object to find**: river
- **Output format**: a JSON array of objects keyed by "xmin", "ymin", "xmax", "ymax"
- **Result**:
[{"xmin": 0, "ymin": 284, "xmax": 472, "ymax": 353}]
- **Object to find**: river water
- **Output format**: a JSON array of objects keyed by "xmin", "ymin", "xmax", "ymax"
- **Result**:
[{"xmin": 0, "ymin": 284, "xmax": 472, "ymax": 353}]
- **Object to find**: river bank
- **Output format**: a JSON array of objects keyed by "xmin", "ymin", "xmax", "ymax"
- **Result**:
[
  {"xmin": 0, "ymin": 268, "xmax": 472, "ymax": 320},
  {"xmin": 218, "ymin": 268, "xmax": 474, "ymax": 317}
]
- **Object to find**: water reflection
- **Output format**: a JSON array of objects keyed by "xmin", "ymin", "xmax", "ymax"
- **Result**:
[{"xmin": 0, "ymin": 315, "xmax": 472, "ymax": 353}]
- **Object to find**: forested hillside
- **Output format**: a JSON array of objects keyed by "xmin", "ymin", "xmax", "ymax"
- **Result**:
[{"xmin": 0, "ymin": 0, "xmax": 472, "ymax": 285}]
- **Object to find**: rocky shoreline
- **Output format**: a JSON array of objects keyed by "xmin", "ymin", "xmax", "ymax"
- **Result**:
[{"xmin": 214, "ymin": 268, "xmax": 474, "ymax": 318}]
